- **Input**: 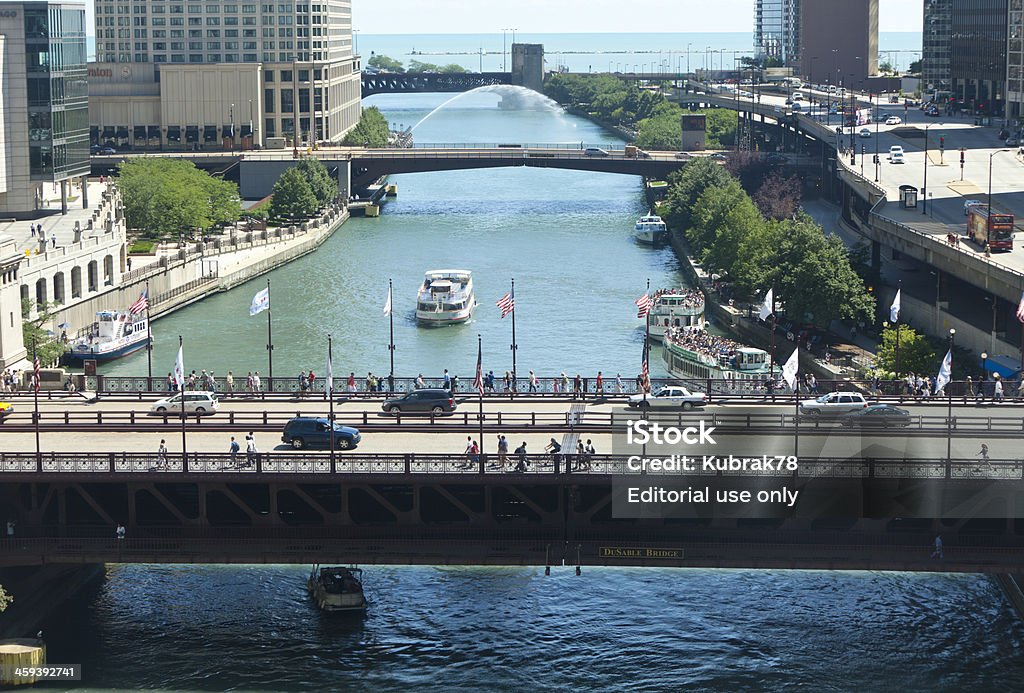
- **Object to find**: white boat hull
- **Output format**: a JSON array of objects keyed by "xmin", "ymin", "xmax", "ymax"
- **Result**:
[
  {"xmin": 635, "ymin": 229, "xmax": 667, "ymax": 245},
  {"xmin": 416, "ymin": 305, "xmax": 474, "ymax": 325}
]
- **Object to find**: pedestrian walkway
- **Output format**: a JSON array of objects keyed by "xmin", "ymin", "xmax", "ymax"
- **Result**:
[{"xmin": 0, "ymin": 180, "xmax": 110, "ymax": 257}]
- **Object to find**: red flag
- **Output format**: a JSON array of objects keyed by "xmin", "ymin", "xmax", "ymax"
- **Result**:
[
  {"xmin": 496, "ymin": 293, "xmax": 515, "ymax": 318},
  {"xmin": 129, "ymin": 289, "xmax": 149, "ymax": 315},
  {"xmin": 635, "ymin": 294, "xmax": 652, "ymax": 318}
]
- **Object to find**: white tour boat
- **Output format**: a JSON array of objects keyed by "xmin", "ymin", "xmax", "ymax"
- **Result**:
[
  {"xmin": 307, "ymin": 565, "xmax": 367, "ymax": 613},
  {"xmin": 645, "ymin": 288, "xmax": 706, "ymax": 341},
  {"xmin": 634, "ymin": 214, "xmax": 668, "ymax": 244},
  {"xmin": 67, "ymin": 310, "xmax": 150, "ymax": 363},
  {"xmin": 661, "ymin": 326, "xmax": 775, "ymax": 382},
  {"xmin": 416, "ymin": 269, "xmax": 476, "ymax": 326}
]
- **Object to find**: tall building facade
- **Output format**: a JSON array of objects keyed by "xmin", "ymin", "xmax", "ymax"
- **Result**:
[
  {"xmin": 799, "ymin": 0, "xmax": 879, "ymax": 89},
  {"xmin": 950, "ymin": 0, "xmax": 1007, "ymax": 116},
  {"xmin": 923, "ymin": 0, "xmax": 953, "ymax": 91},
  {"xmin": 0, "ymin": 2, "xmax": 90, "ymax": 215},
  {"xmin": 755, "ymin": 0, "xmax": 800, "ymax": 66},
  {"xmin": 88, "ymin": 0, "xmax": 361, "ymax": 149},
  {"xmin": 1008, "ymin": 0, "xmax": 1024, "ymax": 120}
]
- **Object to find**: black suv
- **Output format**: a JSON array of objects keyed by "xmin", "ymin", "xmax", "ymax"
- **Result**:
[
  {"xmin": 381, "ymin": 388, "xmax": 456, "ymax": 415},
  {"xmin": 281, "ymin": 417, "xmax": 361, "ymax": 450}
]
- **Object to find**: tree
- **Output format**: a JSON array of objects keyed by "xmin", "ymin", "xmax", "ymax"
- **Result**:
[
  {"xmin": 876, "ymin": 325, "xmax": 936, "ymax": 377},
  {"xmin": 662, "ymin": 157, "xmax": 732, "ymax": 232},
  {"xmin": 879, "ymin": 61, "xmax": 894, "ymax": 75},
  {"xmin": 22, "ymin": 299, "xmax": 67, "ymax": 366},
  {"xmin": 909, "ymin": 59, "xmax": 923, "ymax": 74},
  {"xmin": 635, "ymin": 113, "xmax": 683, "ymax": 150},
  {"xmin": 725, "ymin": 150, "xmax": 774, "ymax": 191},
  {"xmin": 268, "ymin": 167, "xmax": 319, "ymax": 222},
  {"xmin": 688, "ymin": 181, "xmax": 764, "ymax": 273},
  {"xmin": 0, "ymin": 584, "xmax": 11, "ymax": 612},
  {"xmin": 296, "ymin": 157, "xmax": 336, "ymax": 206},
  {"xmin": 407, "ymin": 59, "xmax": 468, "ymax": 73},
  {"xmin": 341, "ymin": 106, "xmax": 390, "ymax": 147},
  {"xmin": 367, "ymin": 54, "xmax": 404, "ymax": 72},
  {"xmin": 702, "ymin": 109, "xmax": 738, "ymax": 148},
  {"xmin": 753, "ymin": 171, "xmax": 801, "ymax": 220}
]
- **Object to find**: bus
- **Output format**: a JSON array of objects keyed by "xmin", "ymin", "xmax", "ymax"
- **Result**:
[{"xmin": 967, "ymin": 206, "xmax": 1014, "ymax": 251}]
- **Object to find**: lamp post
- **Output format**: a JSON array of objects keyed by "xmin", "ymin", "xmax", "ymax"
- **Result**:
[
  {"xmin": 947, "ymin": 328, "xmax": 955, "ymax": 463},
  {"xmin": 686, "ymin": 42, "xmax": 692, "ymax": 74},
  {"xmin": 873, "ymin": 92, "xmax": 880, "ymax": 182},
  {"xmin": 922, "ymin": 121, "xmax": 943, "ymax": 214},
  {"xmin": 982, "ymin": 351, "xmax": 989, "ymax": 399},
  {"xmin": 988, "ymin": 149, "xmax": 1011, "ymax": 223}
]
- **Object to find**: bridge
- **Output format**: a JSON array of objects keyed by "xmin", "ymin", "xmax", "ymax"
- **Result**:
[{"xmin": 361, "ymin": 71, "xmax": 512, "ymax": 97}]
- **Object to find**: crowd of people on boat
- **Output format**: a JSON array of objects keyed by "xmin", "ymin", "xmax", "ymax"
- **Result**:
[
  {"xmin": 653, "ymin": 288, "xmax": 704, "ymax": 309},
  {"xmin": 664, "ymin": 327, "xmax": 745, "ymax": 365}
]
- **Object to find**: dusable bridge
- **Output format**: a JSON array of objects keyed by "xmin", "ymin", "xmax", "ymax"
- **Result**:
[{"xmin": 361, "ymin": 71, "xmax": 513, "ymax": 97}]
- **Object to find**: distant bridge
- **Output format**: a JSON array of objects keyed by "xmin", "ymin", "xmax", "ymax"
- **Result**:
[{"xmin": 361, "ymin": 71, "xmax": 513, "ymax": 97}]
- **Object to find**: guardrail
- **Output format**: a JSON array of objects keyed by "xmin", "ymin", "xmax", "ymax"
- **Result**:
[{"xmin": 1, "ymin": 452, "xmax": 1021, "ymax": 479}]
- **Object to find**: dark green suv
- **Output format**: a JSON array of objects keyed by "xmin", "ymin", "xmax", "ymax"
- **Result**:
[
  {"xmin": 381, "ymin": 388, "xmax": 456, "ymax": 415},
  {"xmin": 281, "ymin": 417, "xmax": 361, "ymax": 450}
]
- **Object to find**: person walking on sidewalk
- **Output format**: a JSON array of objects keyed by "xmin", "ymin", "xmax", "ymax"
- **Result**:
[{"xmin": 930, "ymin": 535, "xmax": 944, "ymax": 559}]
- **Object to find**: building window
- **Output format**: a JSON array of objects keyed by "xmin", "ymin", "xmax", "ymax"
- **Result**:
[
  {"xmin": 264, "ymin": 88, "xmax": 275, "ymax": 112},
  {"xmin": 265, "ymin": 117, "xmax": 275, "ymax": 137},
  {"xmin": 264, "ymin": 70, "xmax": 274, "ymax": 81}
]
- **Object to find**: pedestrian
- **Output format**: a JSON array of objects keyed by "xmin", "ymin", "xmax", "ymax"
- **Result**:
[
  {"xmin": 126, "ymin": 257, "xmax": 132, "ymax": 271},
  {"xmin": 157, "ymin": 439, "xmax": 168, "ymax": 470},
  {"xmin": 116, "ymin": 523, "xmax": 126, "ymax": 540},
  {"xmin": 229, "ymin": 436, "xmax": 239, "ymax": 466},
  {"xmin": 931, "ymin": 535, "xmax": 943, "ymax": 559},
  {"xmin": 575, "ymin": 440, "xmax": 585, "ymax": 471},
  {"xmin": 253, "ymin": 371, "xmax": 262, "ymax": 393},
  {"xmin": 596, "ymin": 371, "xmax": 604, "ymax": 394},
  {"xmin": 245, "ymin": 432, "xmax": 257, "ymax": 467},
  {"xmin": 497, "ymin": 434, "xmax": 509, "ymax": 468},
  {"xmin": 166, "ymin": 372, "xmax": 175, "ymax": 392},
  {"xmin": 994, "ymin": 375, "xmax": 1004, "ymax": 403},
  {"xmin": 348, "ymin": 372, "xmax": 357, "ymax": 393},
  {"xmin": 298, "ymin": 370, "xmax": 308, "ymax": 397},
  {"xmin": 965, "ymin": 375, "xmax": 974, "ymax": 398},
  {"xmin": 443, "ymin": 369, "xmax": 451, "ymax": 390},
  {"xmin": 469, "ymin": 439, "xmax": 480, "ymax": 465},
  {"xmin": 545, "ymin": 437, "xmax": 562, "ymax": 466},
  {"xmin": 552, "ymin": 376, "xmax": 560, "ymax": 394},
  {"xmin": 616, "ymin": 372, "xmax": 623, "ymax": 393},
  {"xmin": 225, "ymin": 371, "xmax": 234, "ymax": 394},
  {"xmin": 50, "ymin": 232, "xmax": 56, "ymax": 248},
  {"xmin": 529, "ymin": 370, "xmax": 538, "ymax": 393},
  {"xmin": 585, "ymin": 439, "xmax": 596, "ymax": 469},
  {"xmin": 514, "ymin": 441, "xmax": 528, "ymax": 472},
  {"xmin": 415, "ymin": 373, "xmax": 425, "ymax": 389},
  {"xmin": 463, "ymin": 436, "xmax": 474, "ymax": 468},
  {"xmin": 307, "ymin": 370, "xmax": 316, "ymax": 394},
  {"xmin": 365, "ymin": 372, "xmax": 374, "ymax": 393},
  {"xmin": 503, "ymin": 371, "xmax": 512, "ymax": 392},
  {"xmin": 978, "ymin": 443, "xmax": 990, "ymax": 461},
  {"xmin": 451, "ymin": 374, "xmax": 459, "ymax": 392},
  {"xmin": 561, "ymin": 372, "xmax": 569, "ymax": 394},
  {"xmin": 573, "ymin": 374, "xmax": 582, "ymax": 399},
  {"xmin": 6, "ymin": 520, "xmax": 14, "ymax": 537}
]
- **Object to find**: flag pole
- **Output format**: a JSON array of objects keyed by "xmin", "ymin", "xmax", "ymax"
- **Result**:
[
  {"xmin": 477, "ymin": 334, "xmax": 485, "ymax": 458},
  {"xmin": 33, "ymin": 339, "xmax": 40, "ymax": 470},
  {"xmin": 894, "ymin": 280, "xmax": 902, "ymax": 380},
  {"xmin": 146, "ymin": 280, "xmax": 153, "ymax": 391},
  {"xmin": 179, "ymin": 335, "xmax": 187, "ymax": 469},
  {"xmin": 510, "ymin": 277, "xmax": 517, "ymax": 392},
  {"xmin": 328, "ymin": 333, "xmax": 335, "ymax": 468},
  {"xmin": 793, "ymin": 338, "xmax": 800, "ymax": 459},
  {"xmin": 644, "ymin": 278, "xmax": 650, "ymax": 406},
  {"xmin": 388, "ymin": 278, "xmax": 395, "ymax": 392},
  {"xmin": 266, "ymin": 278, "xmax": 274, "ymax": 392}
]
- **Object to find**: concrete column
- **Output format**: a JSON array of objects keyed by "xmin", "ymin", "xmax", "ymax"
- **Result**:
[
  {"xmin": 81, "ymin": 176, "xmax": 89, "ymax": 208},
  {"xmin": 60, "ymin": 180, "xmax": 68, "ymax": 214}
]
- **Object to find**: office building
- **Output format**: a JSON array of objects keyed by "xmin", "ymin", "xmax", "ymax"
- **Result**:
[
  {"xmin": 754, "ymin": 0, "xmax": 800, "ymax": 67},
  {"xmin": 0, "ymin": 2, "xmax": 90, "ymax": 216},
  {"xmin": 923, "ymin": 0, "xmax": 953, "ymax": 92},
  {"xmin": 799, "ymin": 0, "xmax": 879, "ymax": 90},
  {"xmin": 88, "ymin": 0, "xmax": 362, "ymax": 149},
  {"xmin": 950, "ymin": 0, "xmax": 1007, "ymax": 116},
  {"xmin": 1007, "ymin": 0, "xmax": 1023, "ymax": 120}
]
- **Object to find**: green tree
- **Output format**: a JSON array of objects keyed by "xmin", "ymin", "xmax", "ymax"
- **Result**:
[
  {"xmin": 688, "ymin": 181, "xmax": 764, "ymax": 273},
  {"xmin": 268, "ymin": 167, "xmax": 319, "ymax": 222},
  {"xmin": 635, "ymin": 113, "xmax": 683, "ymax": 150},
  {"xmin": 0, "ymin": 584, "xmax": 11, "ymax": 612},
  {"xmin": 875, "ymin": 325, "xmax": 936, "ymax": 377},
  {"xmin": 367, "ymin": 54, "xmax": 404, "ymax": 72},
  {"xmin": 22, "ymin": 299, "xmax": 67, "ymax": 366},
  {"xmin": 296, "ymin": 157, "xmax": 336, "ymax": 206},
  {"xmin": 879, "ymin": 61, "xmax": 894, "ymax": 74},
  {"xmin": 909, "ymin": 59, "xmax": 923, "ymax": 74},
  {"xmin": 702, "ymin": 108, "xmax": 737, "ymax": 148},
  {"xmin": 662, "ymin": 157, "xmax": 732, "ymax": 232},
  {"xmin": 341, "ymin": 106, "xmax": 390, "ymax": 147}
]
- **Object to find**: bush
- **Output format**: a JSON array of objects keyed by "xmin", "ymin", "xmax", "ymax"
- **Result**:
[
  {"xmin": 127, "ymin": 239, "xmax": 156, "ymax": 254},
  {"xmin": 341, "ymin": 106, "xmax": 390, "ymax": 148}
]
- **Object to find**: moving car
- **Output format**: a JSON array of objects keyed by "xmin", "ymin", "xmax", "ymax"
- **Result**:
[
  {"xmin": 859, "ymin": 128, "xmax": 872, "ymax": 138},
  {"xmin": 799, "ymin": 391, "xmax": 869, "ymax": 416},
  {"xmin": 0, "ymin": 401, "xmax": 12, "ymax": 422},
  {"xmin": 584, "ymin": 147, "xmax": 609, "ymax": 157},
  {"xmin": 627, "ymin": 386, "xmax": 707, "ymax": 410},
  {"xmin": 381, "ymin": 388, "xmax": 456, "ymax": 415},
  {"xmin": 841, "ymin": 404, "xmax": 911, "ymax": 428},
  {"xmin": 150, "ymin": 391, "xmax": 219, "ymax": 414},
  {"xmin": 281, "ymin": 417, "xmax": 361, "ymax": 450},
  {"xmin": 885, "ymin": 116, "xmax": 902, "ymax": 125}
]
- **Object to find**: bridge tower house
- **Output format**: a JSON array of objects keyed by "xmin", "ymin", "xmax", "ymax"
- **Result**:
[{"xmin": 511, "ymin": 44, "xmax": 545, "ymax": 93}]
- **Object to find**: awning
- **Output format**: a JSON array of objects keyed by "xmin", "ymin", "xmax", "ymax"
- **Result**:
[
  {"xmin": 133, "ymin": 125, "xmax": 146, "ymax": 139},
  {"xmin": 115, "ymin": 126, "xmax": 129, "ymax": 138},
  {"xmin": 147, "ymin": 125, "xmax": 161, "ymax": 138},
  {"xmin": 203, "ymin": 125, "xmax": 217, "ymax": 142},
  {"xmin": 166, "ymin": 126, "xmax": 181, "ymax": 142},
  {"xmin": 241, "ymin": 124, "xmax": 253, "ymax": 137},
  {"xmin": 101, "ymin": 126, "xmax": 115, "ymax": 138},
  {"xmin": 185, "ymin": 126, "xmax": 199, "ymax": 142},
  {"xmin": 223, "ymin": 125, "xmax": 235, "ymax": 138},
  {"xmin": 984, "ymin": 355, "xmax": 1021, "ymax": 379}
]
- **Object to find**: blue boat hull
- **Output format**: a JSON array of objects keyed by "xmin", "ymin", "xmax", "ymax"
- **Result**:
[{"xmin": 66, "ymin": 338, "xmax": 150, "ymax": 363}]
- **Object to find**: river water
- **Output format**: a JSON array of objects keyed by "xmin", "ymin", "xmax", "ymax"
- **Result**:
[{"xmin": 51, "ymin": 90, "xmax": 1024, "ymax": 689}]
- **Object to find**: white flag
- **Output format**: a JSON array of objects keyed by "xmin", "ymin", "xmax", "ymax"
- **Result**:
[
  {"xmin": 250, "ymin": 287, "xmax": 270, "ymax": 316},
  {"xmin": 758, "ymin": 288, "xmax": 774, "ymax": 321},
  {"xmin": 173, "ymin": 345, "xmax": 185, "ymax": 389},
  {"xmin": 889, "ymin": 289, "xmax": 901, "ymax": 323},
  {"xmin": 935, "ymin": 349, "xmax": 952, "ymax": 394},
  {"xmin": 326, "ymin": 347, "xmax": 333, "ymax": 396},
  {"xmin": 383, "ymin": 284, "xmax": 392, "ymax": 316},
  {"xmin": 782, "ymin": 345, "xmax": 799, "ymax": 391}
]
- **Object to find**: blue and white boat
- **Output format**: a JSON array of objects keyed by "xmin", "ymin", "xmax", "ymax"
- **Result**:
[
  {"xmin": 634, "ymin": 214, "xmax": 668, "ymax": 244},
  {"xmin": 67, "ymin": 310, "xmax": 150, "ymax": 363}
]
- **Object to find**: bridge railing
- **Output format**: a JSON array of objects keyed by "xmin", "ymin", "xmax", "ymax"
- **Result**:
[{"xmin": 3, "ymin": 452, "xmax": 1023, "ymax": 479}]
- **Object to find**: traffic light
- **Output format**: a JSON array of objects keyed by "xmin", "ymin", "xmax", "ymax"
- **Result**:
[
  {"xmin": 960, "ymin": 148, "xmax": 965, "ymax": 163},
  {"xmin": 940, "ymin": 136, "xmax": 945, "ymax": 150}
]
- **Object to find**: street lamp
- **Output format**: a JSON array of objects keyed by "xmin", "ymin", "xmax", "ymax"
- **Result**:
[
  {"xmin": 686, "ymin": 42, "xmax": 692, "ymax": 74},
  {"xmin": 922, "ymin": 121, "xmax": 943, "ymax": 214},
  {"xmin": 988, "ymin": 149, "xmax": 1011, "ymax": 222},
  {"xmin": 947, "ymin": 328, "xmax": 955, "ymax": 462}
]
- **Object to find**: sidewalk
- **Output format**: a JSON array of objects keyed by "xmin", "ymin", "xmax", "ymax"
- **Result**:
[{"xmin": 0, "ymin": 180, "xmax": 110, "ymax": 256}]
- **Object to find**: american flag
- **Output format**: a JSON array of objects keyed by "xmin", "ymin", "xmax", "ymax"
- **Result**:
[
  {"xmin": 636, "ymin": 294, "xmax": 652, "ymax": 318},
  {"xmin": 1017, "ymin": 291, "xmax": 1024, "ymax": 324},
  {"xmin": 640, "ymin": 338, "xmax": 650, "ymax": 393},
  {"xmin": 33, "ymin": 353, "xmax": 40, "ymax": 394},
  {"xmin": 473, "ymin": 339, "xmax": 484, "ymax": 397},
  {"xmin": 496, "ymin": 293, "xmax": 515, "ymax": 318},
  {"xmin": 129, "ymin": 289, "xmax": 149, "ymax": 315}
]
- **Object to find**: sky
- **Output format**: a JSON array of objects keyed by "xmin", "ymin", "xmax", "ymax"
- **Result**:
[{"xmin": 348, "ymin": 0, "xmax": 922, "ymax": 35}]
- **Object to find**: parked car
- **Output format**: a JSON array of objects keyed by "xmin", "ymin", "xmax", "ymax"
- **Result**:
[
  {"xmin": 1007, "ymin": 136, "xmax": 1021, "ymax": 147},
  {"xmin": 841, "ymin": 404, "xmax": 911, "ymax": 428},
  {"xmin": 584, "ymin": 147, "xmax": 609, "ymax": 157},
  {"xmin": 627, "ymin": 386, "xmax": 707, "ymax": 410},
  {"xmin": 859, "ymin": 128, "xmax": 872, "ymax": 138},
  {"xmin": 150, "ymin": 391, "xmax": 219, "ymax": 414},
  {"xmin": 99, "ymin": 146, "xmax": 117, "ymax": 155},
  {"xmin": 885, "ymin": 116, "xmax": 902, "ymax": 125},
  {"xmin": 0, "ymin": 401, "xmax": 12, "ymax": 422},
  {"xmin": 381, "ymin": 388, "xmax": 456, "ymax": 415},
  {"xmin": 799, "ymin": 391, "xmax": 869, "ymax": 416},
  {"xmin": 281, "ymin": 417, "xmax": 361, "ymax": 450}
]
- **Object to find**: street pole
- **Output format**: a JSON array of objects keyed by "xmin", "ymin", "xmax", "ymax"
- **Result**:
[
  {"xmin": 388, "ymin": 278, "xmax": 395, "ymax": 391},
  {"xmin": 328, "ymin": 333, "xmax": 335, "ymax": 468},
  {"xmin": 32, "ymin": 339, "xmax": 40, "ymax": 470},
  {"xmin": 874, "ymin": 92, "xmax": 880, "ymax": 182},
  {"xmin": 895, "ymin": 280, "xmax": 902, "ymax": 379},
  {"xmin": 266, "ymin": 278, "xmax": 274, "ymax": 391},
  {"xmin": 988, "ymin": 150, "xmax": 1009, "ymax": 224},
  {"xmin": 146, "ymin": 280, "xmax": 152, "ymax": 390},
  {"xmin": 179, "ymin": 335, "xmax": 187, "ymax": 469},
  {"xmin": 510, "ymin": 277, "xmax": 517, "ymax": 387},
  {"xmin": 643, "ymin": 278, "xmax": 650, "ymax": 407},
  {"xmin": 793, "ymin": 337, "xmax": 800, "ymax": 459},
  {"xmin": 477, "ymin": 334, "xmax": 485, "ymax": 459},
  {"xmin": 947, "ymin": 329, "xmax": 955, "ymax": 463}
]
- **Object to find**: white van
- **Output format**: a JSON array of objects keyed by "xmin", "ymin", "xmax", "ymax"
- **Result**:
[{"xmin": 584, "ymin": 147, "xmax": 609, "ymax": 157}]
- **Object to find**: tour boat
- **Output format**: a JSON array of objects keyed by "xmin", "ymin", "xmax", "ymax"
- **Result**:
[
  {"xmin": 645, "ymin": 289, "xmax": 706, "ymax": 341},
  {"xmin": 307, "ymin": 565, "xmax": 367, "ymax": 613},
  {"xmin": 67, "ymin": 310, "xmax": 150, "ymax": 363},
  {"xmin": 416, "ymin": 269, "xmax": 476, "ymax": 326},
  {"xmin": 661, "ymin": 327, "xmax": 775, "ymax": 382},
  {"xmin": 634, "ymin": 214, "xmax": 668, "ymax": 244}
]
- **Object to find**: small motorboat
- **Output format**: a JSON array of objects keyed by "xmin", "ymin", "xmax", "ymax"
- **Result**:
[{"xmin": 307, "ymin": 564, "xmax": 367, "ymax": 613}]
